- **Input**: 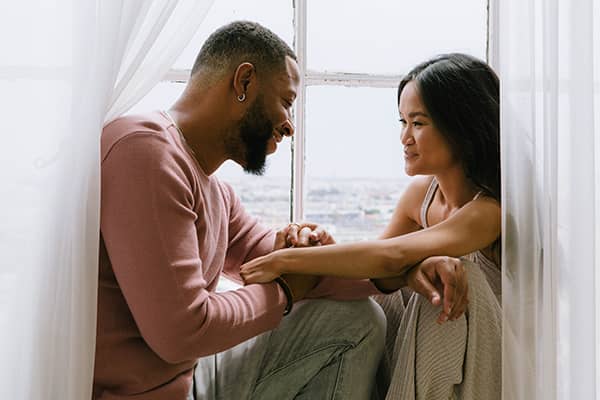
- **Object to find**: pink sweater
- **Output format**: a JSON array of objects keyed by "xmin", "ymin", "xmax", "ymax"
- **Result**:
[{"xmin": 94, "ymin": 112, "xmax": 378, "ymax": 400}]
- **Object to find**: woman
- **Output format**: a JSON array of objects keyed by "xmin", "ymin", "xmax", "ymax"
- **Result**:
[{"xmin": 241, "ymin": 53, "xmax": 501, "ymax": 399}]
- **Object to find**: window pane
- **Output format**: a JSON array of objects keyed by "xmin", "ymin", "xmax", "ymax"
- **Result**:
[
  {"xmin": 127, "ymin": 82, "xmax": 292, "ymax": 227},
  {"xmin": 305, "ymin": 86, "xmax": 412, "ymax": 242},
  {"xmin": 216, "ymin": 147, "xmax": 292, "ymax": 228},
  {"xmin": 0, "ymin": 2, "xmax": 72, "ymax": 67},
  {"xmin": 307, "ymin": 0, "xmax": 487, "ymax": 74},
  {"xmin": 174, "ymin": 0, "xmax": 294, "ymax": 69}
]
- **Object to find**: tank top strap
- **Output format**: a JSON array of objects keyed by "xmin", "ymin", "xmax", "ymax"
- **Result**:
[
  {"xmin": 472, "ymin": 190, "xmax": 484, "ymax": 200},
  {"xmin": 420, "ymin": 177, "xmax": 439, "ymax": 228}
]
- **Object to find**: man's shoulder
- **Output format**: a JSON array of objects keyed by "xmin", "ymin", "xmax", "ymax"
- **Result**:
[{"xmin": 101, "ymin": 111, "xmax": 170, "ymax": 161}]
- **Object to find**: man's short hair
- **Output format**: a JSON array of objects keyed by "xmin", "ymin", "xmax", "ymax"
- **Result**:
[{"xmin": 191, "ymin": 21, "xmax": 297, "ymax": 78}]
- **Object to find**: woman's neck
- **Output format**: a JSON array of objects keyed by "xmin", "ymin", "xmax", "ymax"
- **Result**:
[{"xmin": 433, "ymin": 166, "xmax": 479, "ymax": 210}]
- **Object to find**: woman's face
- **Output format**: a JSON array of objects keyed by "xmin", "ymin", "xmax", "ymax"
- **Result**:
[{"xmin": 398, "ymin": 81, "xmax": 457, "ymax": 176}]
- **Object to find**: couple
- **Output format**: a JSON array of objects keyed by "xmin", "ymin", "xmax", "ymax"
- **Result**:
[{"xmin": 93, "ymin": 21, "xmax": 501, "ymax": 400}]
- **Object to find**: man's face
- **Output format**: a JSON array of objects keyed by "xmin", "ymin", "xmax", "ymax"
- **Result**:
[
  {"xmin": 237, "ymin": 95, "xmax": 274, "ymax": 175},
  {"xmin": 234, "ymin": 56, "xmax": 300, "ymax": 175}
]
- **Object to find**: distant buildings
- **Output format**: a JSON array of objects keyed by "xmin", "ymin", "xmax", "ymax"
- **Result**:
[{"xmin": 227, "ymin": 176, "xmax": 412, "ymax": 243}]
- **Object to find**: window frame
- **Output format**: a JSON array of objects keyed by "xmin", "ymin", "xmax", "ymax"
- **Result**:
[{"xmin": 162, "ymin": 0, "xmax": 495, "ymax": 223}]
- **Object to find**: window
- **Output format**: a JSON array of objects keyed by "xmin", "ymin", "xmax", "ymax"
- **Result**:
[
  {"xmin": 129, "ymin": 0, "xmax": 489, "ymax": 241},
  {"xmin": 304, "ymin": 86, "xmax": 406, "ymax": 242}
]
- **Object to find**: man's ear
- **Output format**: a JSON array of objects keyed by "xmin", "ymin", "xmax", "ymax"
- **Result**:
[{"xmin": 233, "ymin": 62, "xmax": 256, "ymax": 101}]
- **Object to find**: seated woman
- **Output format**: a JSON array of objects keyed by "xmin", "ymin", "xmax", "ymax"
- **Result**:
[{"xmin": 241, "ymin": 53, "xmax": 501, "ymax": 400}]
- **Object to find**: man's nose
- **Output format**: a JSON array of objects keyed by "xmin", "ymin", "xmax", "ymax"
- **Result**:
[{"xmin": 278, "ymin": 119, "xmax": 295, "ymax": 138}]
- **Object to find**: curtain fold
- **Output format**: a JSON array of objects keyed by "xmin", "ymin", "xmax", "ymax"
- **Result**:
[
  {"xmin": 0, "ymin": 1, "xmax": 213, "ymax": 399},
  {"xmin": 105, "ymin": 1, "xmax": 215, "ymax": 122},
  {"xmin": 499, "ymin": 0, "xmax": 599, "ymax": 399}
]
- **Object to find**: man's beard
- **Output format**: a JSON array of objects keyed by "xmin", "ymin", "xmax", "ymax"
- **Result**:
[{"xmin": 235, "ymin": 96, "xmax": 273, "ymax": 175}]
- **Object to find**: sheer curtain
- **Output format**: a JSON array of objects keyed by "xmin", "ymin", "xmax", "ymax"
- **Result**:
[
  {"xmin": 498, "ymin": 0, "xmax": 599, "ymax": 399},
  {"xmin": 0, "ymin": 1, "xmax": 213, "ymax": 399}
]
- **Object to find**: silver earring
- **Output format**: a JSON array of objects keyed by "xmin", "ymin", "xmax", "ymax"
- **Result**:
[{"xmin": 237, "ymin": 93, "xmax": 246, "ymax": 102}]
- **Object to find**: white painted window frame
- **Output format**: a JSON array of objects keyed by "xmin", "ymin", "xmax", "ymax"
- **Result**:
[
  {"xmin": 291, "ymin": 0, "xmax": 494, "ymax": 222},
  {"xmin": 163, "ymin": 0, "xmax": 494, "ymax": 223},
  {"xmin": 291, "ymin": 0, "xmax": 404, "ymax": 221}
]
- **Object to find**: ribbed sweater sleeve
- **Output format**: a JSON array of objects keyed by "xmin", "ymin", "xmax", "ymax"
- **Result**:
[
  {"xmin": 100, "ymin": 132, "xmax": 286, "ymax": 362},
  {"xmin": 220, "ymin": 181, "xmax": 277, "ymax": 283}
]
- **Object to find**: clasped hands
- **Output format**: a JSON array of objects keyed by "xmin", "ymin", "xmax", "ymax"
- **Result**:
[
  {"xmin": 241, "ymin": 222, "xmax": 334, "ymax": 285},
  {"xmin": 273, "ymin": 221, "xmax": 335, "ymax": 250},
  {"xmin": 240, "ymin": 223, "xmax": 469, "ymax": 323},
  {"xmin": 242, "ymin": 222, "xmax": 334, "ymax": 302}
]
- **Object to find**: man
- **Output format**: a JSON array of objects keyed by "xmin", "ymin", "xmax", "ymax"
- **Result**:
[{"xmin": 94, "ymin": 21, "xmax": 467, "ymax": 400}]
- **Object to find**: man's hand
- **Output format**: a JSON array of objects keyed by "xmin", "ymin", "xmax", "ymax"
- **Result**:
[
  {"xmin": 241, "ymin": 222, "xmax": 328, "ymax": 288},
  {"xmin": 242, "ymin": 222, "xmax": 329, "ymax": 286},
  {"xmin": 281, "ymin": 274, "xmax": 320, "ymax": 303},
  {"xmin": 405, "ymin": 256, "xmax": 469, "ymax": 324},
  {"xmin": 273, "ymin": 222, "xmax": 335, "ymax": 250},
  {"xmin": 240, "ymin": 254, "xmax": 321, "ymax": 299}
]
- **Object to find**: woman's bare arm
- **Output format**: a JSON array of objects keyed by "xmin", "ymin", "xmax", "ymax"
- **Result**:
[
  {"xmin": 371, "ymin": 177, "xmax": 429, "ymax": 291},
  {"xmin": 380, "ymin": 196, "xmax": 501, "ymax": 272},
  {"xmin": 240, "ymin": 188, "xmax": 500, "ymax": 281}
]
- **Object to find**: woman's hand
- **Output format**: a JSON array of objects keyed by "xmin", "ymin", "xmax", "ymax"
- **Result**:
[
  {"xmin": 273, "ymin": 222, "xmax": 336, "ymax": 251},
  {"xmin": 240, "ymin": 253, "xmax": 283, "ymax": 284},
  {"xmin": 405, "ymin": 256, "xmax": 469, "ymax": 324}
]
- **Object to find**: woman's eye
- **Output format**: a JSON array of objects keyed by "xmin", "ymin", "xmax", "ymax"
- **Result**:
[
  {"xmin": 413, "ymin": 121, "xmax": 423, "ymax": 127},
  {"xmin": 398, "ymin": 118, "xmax": 407, "ymax": 126}
]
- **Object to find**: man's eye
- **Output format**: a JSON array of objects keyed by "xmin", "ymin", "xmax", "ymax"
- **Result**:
[
  {"xmin": 398, "ymin": 118, "xmax": 407, "ymax": 126},
  {"xmin": 413, "ymin": 121, "xmax": 424, "ymax": 127}
]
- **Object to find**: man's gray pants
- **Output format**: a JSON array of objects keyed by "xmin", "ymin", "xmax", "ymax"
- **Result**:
[{"xmin": 191, "ymin": 298, "xmax": 386, "ymax": 400}]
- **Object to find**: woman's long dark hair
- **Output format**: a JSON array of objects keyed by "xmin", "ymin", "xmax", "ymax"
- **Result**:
[{"xmin": 398, "ymin": 53, "xmax": 500, "ymax": 202}]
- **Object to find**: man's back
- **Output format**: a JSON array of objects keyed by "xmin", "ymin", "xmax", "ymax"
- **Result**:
[{"xmin": 94, "ymin": 112, "xmax": 285, "ymax": 399}]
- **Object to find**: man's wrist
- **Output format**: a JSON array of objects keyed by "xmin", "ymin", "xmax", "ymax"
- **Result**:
[
  {"xmin": 281, "ymin": 274, "xmax": 320, "ymax": 303},
  {"xmin": 274, "ymin": 276, "xmax": 293, "ymax": 316}
]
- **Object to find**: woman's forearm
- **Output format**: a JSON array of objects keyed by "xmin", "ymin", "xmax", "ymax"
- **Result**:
[
  {"xmin": 272, "ymin": 198, "xmax": 500, "ymax": 279},
  {"xmin": 274, "ymin": 240, "xmax": 410, "ymax": 279},
  {"xmin": 379, "ymin": 198, "xmax": 501, "ymax": 271}
]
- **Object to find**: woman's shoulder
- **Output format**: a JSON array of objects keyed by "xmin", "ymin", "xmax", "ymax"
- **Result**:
[
  {"xmin": 396, "ymin": 176, "xmax": 436, "ymax": 223},
  {"xmin": 402, "ymin": 176, "xmax": 435, "ymax": 204},
  {"xmin": 470, "ymin": 193, "xmax": 501, "ymax": 211}
]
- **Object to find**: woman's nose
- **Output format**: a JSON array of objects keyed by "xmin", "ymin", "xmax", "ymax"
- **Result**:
[{"xmin": 400, "ymin": 127, "xmax": 413, "ymax": 145}]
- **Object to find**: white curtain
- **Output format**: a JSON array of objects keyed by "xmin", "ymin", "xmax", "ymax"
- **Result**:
[
  {"xmin": 0, "ymin": 1, "xmax": 213, "ymax": 399},
  {"xmin": 498, "ymin": 0, "xmax": 600, "ymax": 399}
]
